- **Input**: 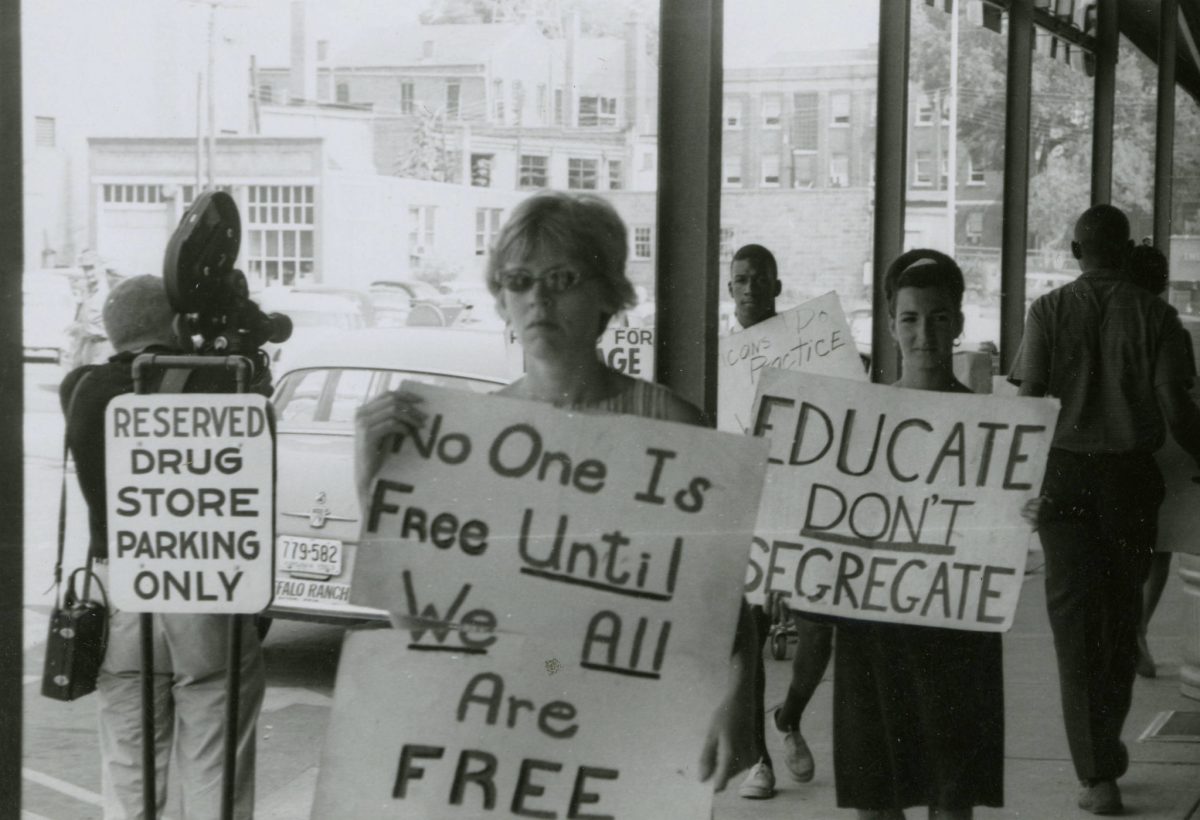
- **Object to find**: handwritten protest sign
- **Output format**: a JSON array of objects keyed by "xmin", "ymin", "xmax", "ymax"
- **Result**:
[
  {"xmin": 1155, "ymin": 434, "xmax": 1200, "ymax": 555},
  {"xmin": 745, "ymin": 369, "xmax": 1059, "ymax": 631},
  {"xmin": 325, "ymin": 383, "xmax": 768, "ymax": 818},
  {"xmin": 506, "ymin": 325, "xmax": 657, "ymax": 379},
  {"xmin": 104, "ymin": 394, "xmax": 274, "ymax": 613},
  {"xmin": 718, "ymin": 292, "xmax": 865, "ymax": 433}
]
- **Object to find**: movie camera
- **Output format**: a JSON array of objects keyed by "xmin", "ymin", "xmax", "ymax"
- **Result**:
[{"xmin": 162, "ymin": 190, "xmax": 292, "ymax": 371}]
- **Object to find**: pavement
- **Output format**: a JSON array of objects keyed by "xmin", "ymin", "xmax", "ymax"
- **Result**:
[{"xmin": 712, "ymin": 553, "xmax": 1200, "ymax": 820}]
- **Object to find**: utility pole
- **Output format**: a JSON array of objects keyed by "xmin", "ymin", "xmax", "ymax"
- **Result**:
[
  {"xmin": 947, "ymin": 0, "xmax": 958, "ymax": 253},
  {"xmin": 206, "ymin": 1, "xmax": 216, "ymax": 189}
]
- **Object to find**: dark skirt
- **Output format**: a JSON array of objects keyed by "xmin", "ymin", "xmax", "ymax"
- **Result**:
[{"xmin": 833, "ymin": 619, "xmax": 1004, "ymax": 811}]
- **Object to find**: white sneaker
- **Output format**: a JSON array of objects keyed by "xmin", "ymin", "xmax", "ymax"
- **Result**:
[{"xmin": 737, "ymin": 760, "xmax": 776, "ymax": 799}]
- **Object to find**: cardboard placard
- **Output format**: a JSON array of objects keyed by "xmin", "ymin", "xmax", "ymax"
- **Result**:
[
  {"xmin": 718, "ymin": 292, "xmax": 866, "ymax": 433},
  {"xmin": 504, "ymin": 325, "xmax": 657, "ymax": 380},
  {"xmin": 746, "ymin": 369, "xmax": 1059, "ymax": 631},
  {"xmin": 326, "ymin": 384, "xmax": 769, "ymax": 818},
  {"xmin": 104, "ymin": 393, "xmax": 275, "ymax": 613}
]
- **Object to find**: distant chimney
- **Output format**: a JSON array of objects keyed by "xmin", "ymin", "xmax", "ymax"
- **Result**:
[
  {"xmin": 564, "ymin": 13, "xmax": 580, "ymax": 128},
  {"xmin": 623, "ymin": 18, "xmax": 645, "ymax": 131},
  {"xmin": 289, "ymin": 1, "xmax": 316, "ymax": 102}
]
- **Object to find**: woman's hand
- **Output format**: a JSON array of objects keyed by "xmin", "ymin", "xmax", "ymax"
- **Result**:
[
  {"xmin": 1021, "ymin": 495, "xmax": 1052, "ymax": 530},
  {"xmin": 354, "ymin": 389, "xmax": 426, "ymax": 505}
]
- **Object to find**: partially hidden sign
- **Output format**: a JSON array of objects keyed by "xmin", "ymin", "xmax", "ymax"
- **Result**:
[
  {"xmin": 746, "ymin": 369, "xmax": 1060, "ymax": 631},
  {"xmin": 317, "ymin": 383, "xmax": 769, "ymax": 818},
  {"xmin": 718, "ymin": 292, "xmax": 866, "ymax": 433},
  {"xmin": 505, "ymin": 325, "xmax": 657, "ymax": 380},
  {"xmin": 104, "ymin": 394, "xmax": 275, "ymax": 613}
]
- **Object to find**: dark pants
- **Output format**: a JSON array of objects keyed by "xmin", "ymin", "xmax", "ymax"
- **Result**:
[
  {"xmin": 1038, "ymin": 448, "xmax": 1162, "ymax": 782},
  {"xmin": 750, "ymin": 604, "xmax": 773, "ymax": 766}
]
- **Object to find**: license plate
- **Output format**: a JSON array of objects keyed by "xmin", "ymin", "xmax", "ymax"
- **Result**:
[{"xmin": 277, "ymin": 536, "xmax": 342, "ymax": 576}]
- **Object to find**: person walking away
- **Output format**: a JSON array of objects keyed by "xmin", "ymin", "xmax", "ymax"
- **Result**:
[{"xmin": 1009, "ymin": 205, "xmax": 1200, "ymax": 815}]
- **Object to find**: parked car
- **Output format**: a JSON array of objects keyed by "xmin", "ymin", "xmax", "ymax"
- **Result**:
[
  {"xmin": 22, "ymin": 268, "xmax": 78, "ymax": 363},
  {"xmin": 266, "ymin": 326, "xmax": 512, "ymax": 624},
  {"xmin": 254, "ymin": 287, "xmax": 372, "ymax": 366},
  {"xmin": 369, "ymin": 280, "xmax": 468, "ymax": 326}
]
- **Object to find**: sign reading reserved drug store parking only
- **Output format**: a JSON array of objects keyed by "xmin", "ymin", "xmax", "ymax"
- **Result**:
[{"xmin": 104, "ymin": 393, "xmax": 275, "ymax": 613}]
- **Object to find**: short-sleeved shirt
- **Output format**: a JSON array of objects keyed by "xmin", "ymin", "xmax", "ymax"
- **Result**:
[{"xmin": 1008, "ymin": 268, "xmax": 1192, "ymax": 454}]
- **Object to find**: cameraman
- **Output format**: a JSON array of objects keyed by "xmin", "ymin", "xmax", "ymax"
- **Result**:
[{"xmin": 60, "ymin": 275, "xmax": 267, "ymax": 820}]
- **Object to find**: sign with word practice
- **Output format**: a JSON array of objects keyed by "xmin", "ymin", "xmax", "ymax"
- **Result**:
[
  {"xmin": 105, "ymin": 394, "xmax": 274, "ymax": 613},
  {"xmin": 504, "ymin": 324, "xmax": 657, "ymax": 379},
  {"xmin": 313, "ymin": 631, "xmax": 725, "ymax": 819},
  {"xmin": 342, "ymin": 383, "xmax": 768, "ymax": 817},
  {"xmin": 746, "ymin": 369, "xmax": 1059, "ymax": 631},
  {"xmin": 718, "ymin": 292, "xmax": 865, "ymax": 433}
]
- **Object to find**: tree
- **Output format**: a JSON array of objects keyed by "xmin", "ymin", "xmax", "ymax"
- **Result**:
[{"xmin": 395, "ymin": 106, "xmax": 450, "ymax": 182}]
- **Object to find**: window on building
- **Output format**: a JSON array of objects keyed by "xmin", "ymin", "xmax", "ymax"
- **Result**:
[
  {"xmin": 793, "ymin": 152, "xmax": 817, "ymax": 188},
  {"xmin": 761, "ymin": 155, "xmax": 781, "ymax": 187},
  {"xmin": 246, "ymin": 185, "xmax": 316, "ymax": 287},
  {"xmin": 447, "ymin": 82, "xmax": 461, "ymax": 118},
  {"xmin": 761, "ymin": 94, "xmax": 782, "ymax": 128},
  {"xmin": 476, "ymin": 208, "xmax": 502, "ymax": 256},
  {"xmin": 567, "ymin": 158, "xmax": 598, "ymax": 189},
  {"xmin": 968, "ymin": 150, "xmax": 986, "ymax": 185},
  {"xmin": 317, "ymin": 40, "xmax": 329, "ymax": 61},
  {"xmin": 578, "ymin": 96, "xmax": 617, "ymax": 127},
  {"xmin": 336, "ymin": 83, "xmax": 349, "ymax": 103},
  {"xmin": 940, "ymin": 155, "xmax": 950, "ymax": 188},
  {"xmin": 493, "ymin": 79, "xmax": 505, "ymax": 122},
  {"xmin": 400, "ymin": 82, "xmax": 415, "ymax": 114},
  {"xmin": 554, "ymin": 88, "xmax": 564, "ymax": 125},
  {"xmin": 258, "ymin": 84, "xmax": 273, "ymax": 104},
  {"xmin": 519, "ymin": 154, "xmax": 548, "ymax": 188},
  {"xmin": 633, "ymin": 226, "xmax": 653, "ymax": 260},
  {"xmin": 407, "ymin": 206, "xmax": 436, "ymax": 257},
  {"xmin": 724, "ymin": 97, "xmax": 743, "ymax": 129},
  {"xmin": 719, "ymin": 226, "xmax": 737, "ymax": 263},
  {"xmin": 965, "ymin": 211, "xmax": 985, "ymax": 245},
  {"xmin": 829, "ymin": 154, "xmax": 849, "ymax": 188},
  {"xmin": 793, "ymin": 92, "xmax": 818, "ymax": 150},
  {"xmin": 537, "ymin": 84, "xmax": 548, "ymax": 123},
  {"xmin": 470, "ymin": 153, "xmax": 494, "ymax": 187},
  {"xmin": 641, "ymin": 150, "xmax": 655, "ymax": 172},
  {"xmin": 608, "ymin": 159, "xmax": 623, "ymax": 190},
  {"xmin": 722, "ymin": 156, "xmax": 742, "ymax": 187},
  {"xmin": 103, "ymin": 184, "xmax": 165, "ymax": 204},
  {"xmin": 916, "ymin": 94, "xmax": 935, "ymax": 125},
  {"xmin": 831, "ymin": 92, "xmax": 851, "ymax": 127},
  {"xmin": 513, "ymin": 80, "xmax": 526, "ymax": 122},
  {"xmin": 914, "ymin": 151, "xmax": 934, "ymax": 186},
  {"xmin": 35, "ymin": 116, "xmax": 55, "ymax": 148}
]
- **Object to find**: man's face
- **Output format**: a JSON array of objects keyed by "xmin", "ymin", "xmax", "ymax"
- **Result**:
[{"xmin": 728, "ymin": 258, "xmax": 780, "ymax": 328}]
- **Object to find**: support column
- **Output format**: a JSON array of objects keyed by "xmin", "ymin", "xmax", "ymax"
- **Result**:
[
  {"xmin": 1154, "ymin": 0, "xmax": 1178, "ymax": 255},
  {"xmin": 1091, "ymin": 0, "xmax": 1118, "ymax": 205},
  {"xmin": 0, "ymin": 0, "xmax": 22, "ymax": 812},
  {"xmin": 1000, "ymin": 0, "xmax": 1035, "ymax": 373},
  {"xmin": 871, "ymin": 0, "xmax": 910, "ymax": 385},
  {"xmin": 655, "ymin": 0, "xmax": 722, "ymax": 416}
]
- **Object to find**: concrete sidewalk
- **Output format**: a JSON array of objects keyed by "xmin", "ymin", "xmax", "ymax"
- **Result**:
[{"xmin": 714, "ymin": 556, "xmax": 1200, "ymax": 820}]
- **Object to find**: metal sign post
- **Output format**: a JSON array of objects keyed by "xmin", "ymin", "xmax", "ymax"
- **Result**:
[{"xmin": 115, "ymin": 353, "xmax": 274, "ymax": 820}]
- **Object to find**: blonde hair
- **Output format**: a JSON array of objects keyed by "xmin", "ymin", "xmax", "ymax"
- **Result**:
[{"xmin": 485, "ymin": 191, "xmax": 637, "ymax": 313}]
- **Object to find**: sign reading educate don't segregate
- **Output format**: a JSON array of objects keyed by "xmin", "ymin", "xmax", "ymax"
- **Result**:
[
  {"xmin": 718, "ymin": 292, "xmax": 866, "ymax": 433},
  {"xmin": 104, "ymin": 393, "xmax": 274, "ymax": 614},
  {"xmin": 314, "ymin": 383, "xmax": 768, "ymax": 819},
  {"xmin": 746, "ymin": 369, "xmax": 1060, "ymax": 631}
]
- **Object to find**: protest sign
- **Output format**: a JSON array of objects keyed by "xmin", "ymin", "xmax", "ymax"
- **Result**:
[
  {"xmin": 505, "ymin": 324, "xmax": 657, "ymax": 379},
  {"xmin": 104, "ymin": 393, "xmax": 274, "ymax": 613},
  {"xmin": 1155, "ymin": 434, "xmax": 1200, "ymax": 555},
  {"xmin": 718, "ymin": 292, "xmax": 865, "ymax": 433},
  {"xmin": 745, "ymin": 369, "xmax": 1059, "ymax": 631},
  {"xmin": 313, "ymin": 631, "xmax": 724, "ymax": 819},
  {"xmin": 333, "ymin": 383, "xmax": 768, "ymax": 818}
]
